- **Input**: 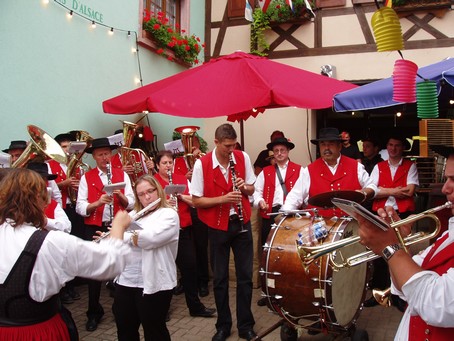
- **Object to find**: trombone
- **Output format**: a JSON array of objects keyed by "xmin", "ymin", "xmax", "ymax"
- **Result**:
[{"xmin": 297, "ymin": 201, "xmax": 452, "ymax": 270}]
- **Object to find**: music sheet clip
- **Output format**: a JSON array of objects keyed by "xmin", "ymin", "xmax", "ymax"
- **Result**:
[
  {"xmin": 164, "ymin": 184, "xmax": 186, "ymax": 195},
  {"xmin": 103, "ymin": 182, "xmax": 126, "ymax": 195}
]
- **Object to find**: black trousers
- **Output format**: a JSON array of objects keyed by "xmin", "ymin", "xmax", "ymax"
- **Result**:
[
  {"xmin": 113, "ymin": 284, "xmax": 173, "ymax": 341},
  {"xmin": 208, "ymin": 219, "xmax": 255, "ymax": 334},
  {"xmin": 190, "ymin": 208, "xmax": 209, "ymax": 288},
  {"xmin": 176, "ymin": 226, "xmax": 205, "ymax": 313},
  {"xmin": 83, "ymin": 223, "xmax": 109, "ymax": 319}
]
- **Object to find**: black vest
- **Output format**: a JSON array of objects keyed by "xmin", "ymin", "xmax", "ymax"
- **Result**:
[{"xmin": 0, "ymin": 229, "xmax": 59, "ymax": 326}]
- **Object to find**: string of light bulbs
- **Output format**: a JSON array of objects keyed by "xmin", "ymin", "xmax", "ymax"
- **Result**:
[{"xmin": 44, "ymin": 0, "xmax": 144, "ymax": 86}]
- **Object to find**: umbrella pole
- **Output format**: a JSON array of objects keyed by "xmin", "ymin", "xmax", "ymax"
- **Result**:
[{"xmin": 240, "ymin": 119, "xmax": 245, "ymax": 150}]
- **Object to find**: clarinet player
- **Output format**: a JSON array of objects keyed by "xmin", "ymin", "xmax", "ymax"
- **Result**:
[
  {"xmin": 75, "ymin": 137, "xmax": 135, "ymax": 332},
  {"xmin": 191, "ymin": 124, "xmax": 257, "ymax": 341}
]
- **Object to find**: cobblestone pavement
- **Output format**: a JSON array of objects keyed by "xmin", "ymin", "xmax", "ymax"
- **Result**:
[{"xmin": 66, "ymin": 283, "xmax": 402, "ymax": 341}]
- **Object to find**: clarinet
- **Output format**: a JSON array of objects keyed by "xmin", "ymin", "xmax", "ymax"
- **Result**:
[
  {"xmin": 167, "ymin": 169, "xmax": 178, "ymax": 210},
  {"xmin": 106, "ymin": 162, "xmax": 113, "ymax": 224},
  {"xmin": 229, "ymin": 154, "xmax": 244, "ymax": 228}
]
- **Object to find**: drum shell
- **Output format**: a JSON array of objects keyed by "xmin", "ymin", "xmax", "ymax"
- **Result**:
[{"xmin": 261, "ymin": 215, "xmax": 370, "ymax": 330}]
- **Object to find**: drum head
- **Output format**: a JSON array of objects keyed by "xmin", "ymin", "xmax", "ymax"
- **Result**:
[{"xmin": 331, "ymin": 220, "xmax": 368, "ymax": 326}]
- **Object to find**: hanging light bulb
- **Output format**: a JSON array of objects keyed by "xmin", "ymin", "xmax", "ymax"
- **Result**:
[
  {"xmin": 109, "ymin": 27, "xmax": 114, "ymax": 35},
  {"xmin": 91, "ymin": 21, "xmax": 96, "ymax": 28},
  {"xmin": 67, "ymin": 10, "xmax": 73, "ymax": 19},
  {"xmin": 127, "ymin": 31, "xmax": 131, "ymax": 37}
]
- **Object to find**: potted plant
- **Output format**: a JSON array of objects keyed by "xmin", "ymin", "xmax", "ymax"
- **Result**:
[{"xmin": 143, "ymin": 10, "xmax": 204, "ymax": 66}]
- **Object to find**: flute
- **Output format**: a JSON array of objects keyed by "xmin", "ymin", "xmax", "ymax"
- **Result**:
[
  {"xmin": 229, "ymin": 154, "xmax": 244, "ymax": 226},
  {"xmin": 94, "ymin": 198, "xmax": 162, "ymax": 243}
]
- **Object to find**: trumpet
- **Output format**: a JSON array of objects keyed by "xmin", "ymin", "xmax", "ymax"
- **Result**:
[{"xmin": 297, "ymin": 202, "xmax": 452, "ymax": 270}]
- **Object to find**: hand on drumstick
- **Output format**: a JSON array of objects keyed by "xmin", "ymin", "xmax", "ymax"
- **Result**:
[{"xmin": 259, "ymin": 199, "xmax": 269, "ymax": 211}]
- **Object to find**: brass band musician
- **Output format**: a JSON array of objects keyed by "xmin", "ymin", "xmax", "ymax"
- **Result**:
[
  {"xmin": 357, "ymin": 144, "xmax": 454, "ymax": 340},
  {"xmin": 75, "ymin": 137, "xmax": 134, "ymax": 332}
]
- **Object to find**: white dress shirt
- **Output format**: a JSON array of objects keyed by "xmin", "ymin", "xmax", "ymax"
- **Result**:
[
  {"xmin": 393, "ymin": 217, "xmax": 454, "ymax": 340},
  {"xmin": 369, "ymin": 158, "xmax": 419, "ymax": 210},
  {"xmin": 115, "ymin": 207, "xmax": 180, "ymax": 295},
  {"xmin": 46, "ymin": 203, "xmax": 71, "ymax": 233},
  {"xmin": 76, "ymin": 167, "xmax": 135, "ymax": 221},
  {"xmin": 282, "ymin": 157, "xmax": 376, "ymax": 211},
  {"xmin": 0, "ymin": 221, "xmax": 131, "ymax": 302}
]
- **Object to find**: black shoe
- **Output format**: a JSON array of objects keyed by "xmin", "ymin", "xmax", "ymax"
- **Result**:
[
  {"xmin": 86, "ymin": 317, "xmax": 99, "ymax": 332},
  {"xmin": 212, "ymin": 330, "xmax": 230, "ymax": 341},
  {"xmin": 257, "ymin": 297, "xmax": 267, "ymax": 306},
  {"xmin": 239, "ymin": 330, "xmax": 257, "ymax": 341},
  {"xmin": 68, "ymin": 288, "xmax": 81, "ymax": 301},
  {"xmin": 199, "ymin": 286, "xmax": 209, "ymax": 297},
  {"xmin": 363, "ymin": 296, "xmax": 379, "ymax": 307},
  {"xmin": 60, "ymin": 292, "xmax": 74, "ymax": 305},
  {"xmin": 173, "ymin": 283, "xmax": 184, "ymax": 295},
  {"xmin": 190, "ymin": 307, "xmax": 216, "ymax": 317}
]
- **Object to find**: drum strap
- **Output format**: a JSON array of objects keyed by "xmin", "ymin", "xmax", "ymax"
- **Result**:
[{"xmin": 275, "ymin": 165, "xmax": 288, "ymax": 196}]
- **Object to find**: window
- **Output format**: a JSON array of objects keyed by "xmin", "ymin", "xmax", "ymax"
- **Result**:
[{"xmin": 143, "ymin": 0, "xmax": 181, "ymax": 30}]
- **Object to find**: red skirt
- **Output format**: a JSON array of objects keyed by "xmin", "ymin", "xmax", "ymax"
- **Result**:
[{"xmin": 0, "ymin": 313, "xmax": 70, "ymax": 341}]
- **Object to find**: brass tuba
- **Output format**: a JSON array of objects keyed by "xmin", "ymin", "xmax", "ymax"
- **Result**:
[
  {"xmin": 174, "ymin": 126, "xmax": 204, "ymax": 170},
  {"xmin": 119, "ymin": 120, "xmax": 150, "ymax": 183},
  {"xmin": 67, "ymin": 130, "xmax": 93, "ymax": 204},
  {"xmin": 12, "ymin": 125, "xmax": 67, "ymax": 168}
]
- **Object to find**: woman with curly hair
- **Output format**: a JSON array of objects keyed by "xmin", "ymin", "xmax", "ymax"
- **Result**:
[{"xmin": 0, "ymin": 168, "xmax": 131, "ymax": 341}]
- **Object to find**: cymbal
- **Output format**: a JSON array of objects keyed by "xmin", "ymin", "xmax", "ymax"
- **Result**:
[{"xmin": 308, "ymin": 190, "xmax": 365, "ymax": 208}]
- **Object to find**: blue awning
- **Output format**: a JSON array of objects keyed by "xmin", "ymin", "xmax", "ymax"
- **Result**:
[{"xmin": 333, "ymin": 58, "xmax": 454, "ymax": 112}]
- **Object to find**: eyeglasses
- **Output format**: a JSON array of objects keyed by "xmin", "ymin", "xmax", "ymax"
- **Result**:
[
  {"xmin": 273, "ymin": 148, "xmax": 288, "ymax": 155},
  {"xmin": 137, "ymin": 188, "xmax": 157, "ymax": 198}
]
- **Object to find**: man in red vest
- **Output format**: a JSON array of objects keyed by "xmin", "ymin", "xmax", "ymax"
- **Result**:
[
  {"xmin": 75, "ymin": 137, "xmax": 134, "ymax": 332},
  {"xmin": 357, "ymin": 144, "xmax": 454, "ymax": 340},
  {"xmin": 365, "ymin": 133, "xmax": 419, "ymax": 308},
  {"xmin": 191, "ymin": 124, "xmax": 257, "ymax": 341},
  {"xmin": 282, "ymin": 127, "xmax": 376, "ymax": 216},
  {"xmin": 370, "ymin": 134, "xmax": 419, "ymax": 218},
  {"xmin": 252, "ymin": 137, "xmax": 301, "ymax": 306}
]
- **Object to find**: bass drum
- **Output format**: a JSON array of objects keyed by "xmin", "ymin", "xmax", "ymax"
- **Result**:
[{"xmin": 261, "ymin": 215, "xmax": 370, "ymax": 331}]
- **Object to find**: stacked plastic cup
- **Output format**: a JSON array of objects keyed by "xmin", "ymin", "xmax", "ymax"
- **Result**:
[
  {"xmin": 371, "ymin": 7, "xmax": 404, "ymax": 52},
  {"xmin": 416, "ymin": 81, "xmax": 439, "ymax": 118},
  {"xmin": 392, "ymin": 59, "xmax": 418, "ymax": 102}
]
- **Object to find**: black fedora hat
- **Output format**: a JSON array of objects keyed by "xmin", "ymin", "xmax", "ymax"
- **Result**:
[
  {"xmin": 3, "ymin": 140, "xmax": 27, "ymax": 153},
  {"xmin": 267, "ymin": 137, "xmax": 295, "ymax": 151},
  {"xmin": 430, "ymin": 145, "xmax": 454, "ymax": 158},
  {"xmin": 310, "ymin": 127, "xmax": 345, "ymax": 145},
  {"xmin": 86, "ymin": 137, "xmax": 118, "ymax": 154},
  {"xmin": 26, "ymin": 162, "xmax": 58, "ymax": 181},
  {"xmin": 54, "ymin": 133, "xmax": 74, "ymax": 144}
]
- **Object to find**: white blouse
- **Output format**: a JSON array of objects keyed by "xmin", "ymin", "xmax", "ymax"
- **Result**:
[{"xmin": 115, "ymin": 207, "xmax": 180, "ymax": 295}]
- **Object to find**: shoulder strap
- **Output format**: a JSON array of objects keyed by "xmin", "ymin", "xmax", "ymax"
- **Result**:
[{"xmin": 275, "ymin": 164, "xmax": 288, "ymax": 196}]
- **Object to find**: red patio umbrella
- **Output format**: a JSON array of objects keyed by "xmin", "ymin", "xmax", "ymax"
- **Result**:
[{"xmin": 103, "ymin": 51, "xmax": 358, "ymax": 145}]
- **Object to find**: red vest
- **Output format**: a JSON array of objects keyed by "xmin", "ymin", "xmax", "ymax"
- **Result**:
[
  {"xmin": 197, "ymin": 150, "xmax": 251, "ymax": 231},
  {"xmin": 84, "ymin": 168, "xmax": 126, "ymax": 226},
  {"xmin": 372, "ymin": 159, "xmax": 415, "ymax": 213},
  {"xmin": 409, "ymin": 234, "xmax": 454, "ymax": 340},
  {"xmin": 48, "ymin": 160, "xmax": 69, "ymax": 209},
  {"xmin": 260, "ymin": 161, "xmax": 301, "ymax": 218},
  {"xmin": 44, "ymin": 199, "xmax": 58, "ymax": 219},
  {"xmin": 174, "ymin": 157, "xmax": 189, "ymax": 177},
  {"xmin": 111, "ymin": 153, "xmax": 122, "ymax": 170},
  {"xmin": 154, "ymin": 172, "xmax": 192, "ymax": 228},
  {"xmin": 307, "ymin": 156, "xmax": 361, "ymax": 217}
]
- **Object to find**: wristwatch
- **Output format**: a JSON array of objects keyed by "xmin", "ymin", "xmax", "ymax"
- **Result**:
[{"xmin": 382, "ymin": 243, "xmax": 402, "ymax": 261}]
